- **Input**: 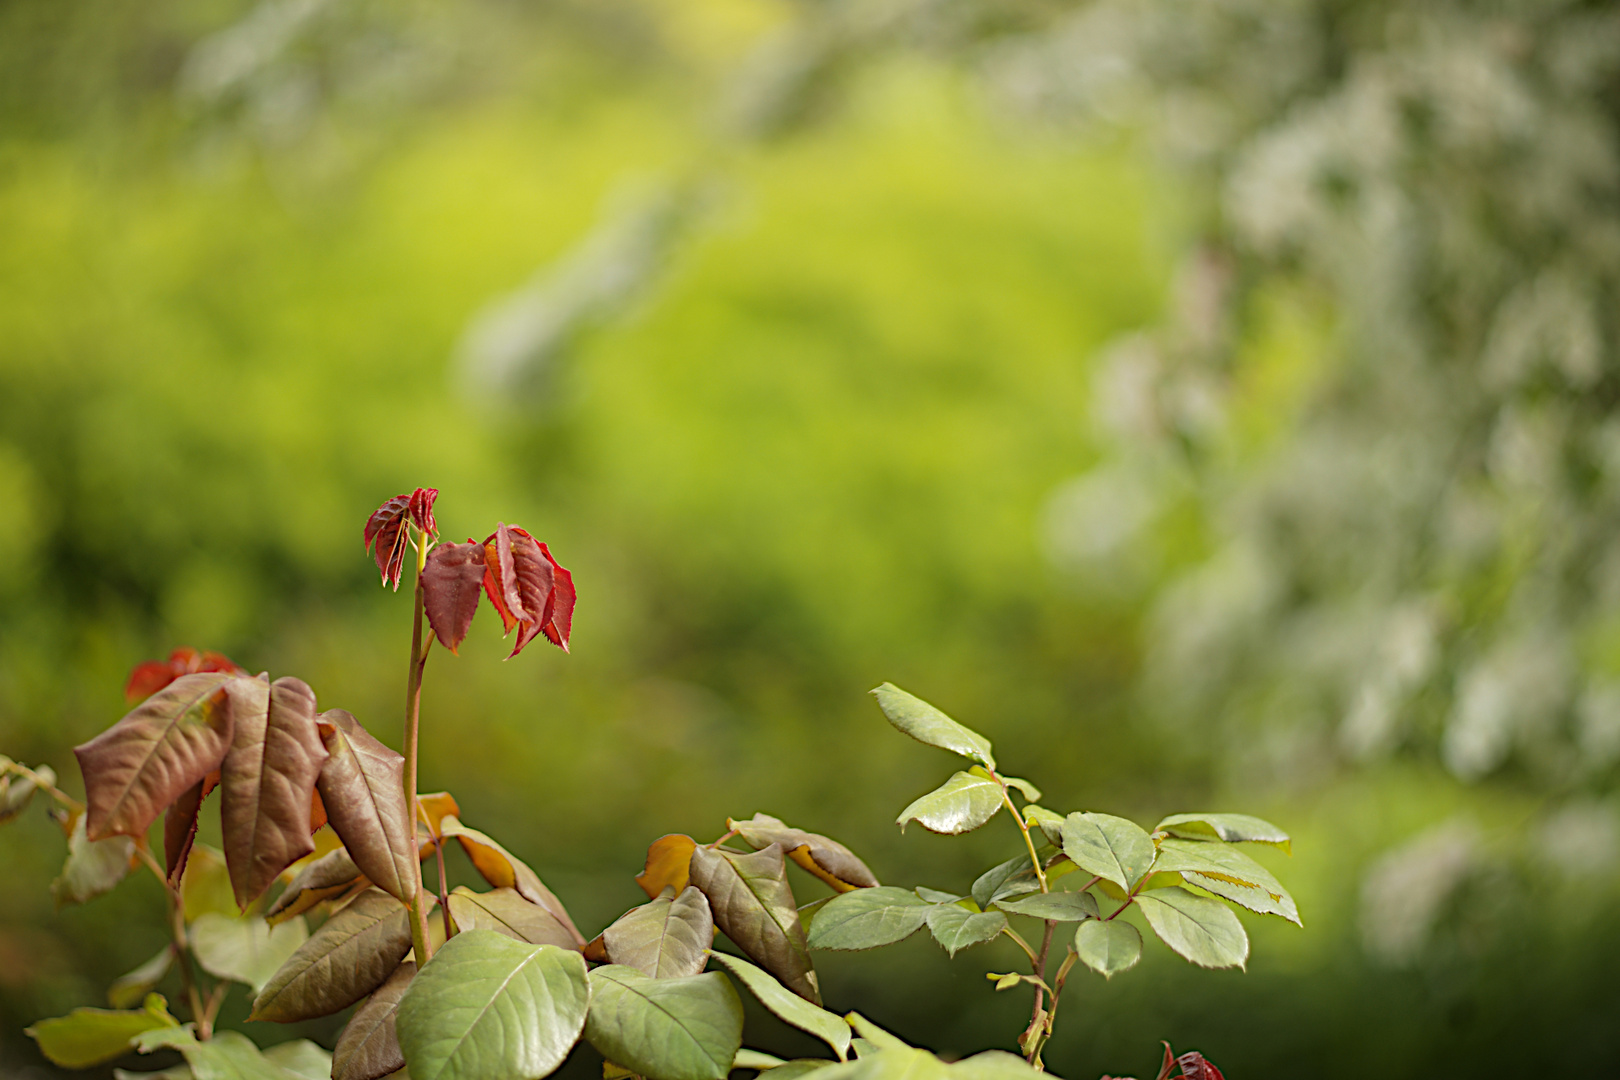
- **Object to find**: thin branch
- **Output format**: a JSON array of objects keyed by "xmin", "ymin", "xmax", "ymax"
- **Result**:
[{"xmin": 989, "ymin": 770, "xmax": 1047, "ymax": 893}]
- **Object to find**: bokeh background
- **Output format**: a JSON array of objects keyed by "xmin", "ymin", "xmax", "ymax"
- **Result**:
[{"xmin": 3, "ymin": 1, "xmax": 1619, "ymax": 1077}]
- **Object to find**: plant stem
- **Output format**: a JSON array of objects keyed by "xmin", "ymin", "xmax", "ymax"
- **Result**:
[
  {"xmin": 434, "ymin": 827, "xmax": 453, "ymax": 942},
  {"xmin": 1001, "ymin": 925, "xmax": 1039, "ymax": 966},
  {"xmin": 402, "ymin": 544, "xmax": 434, "ymax": 965},
  {"xmin": 990, "ymin": 770, "xmax": 1047, "ymax": 893},
  {"xmin": 134, "ymin": 845, "xmax": 207, "ymax": 1036}
]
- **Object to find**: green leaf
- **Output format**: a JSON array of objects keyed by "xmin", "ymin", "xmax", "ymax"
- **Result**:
[
  {"xmin": 764, "ymin": 1062, "xmax": 835, "ymax": 1080},
  {"xmin": 913, "ymin": 887, "xmax": 962, "ymax": 904},
  {"xmin": 924, "ymin": 905, "xmax": 1006, "ymax": 957},
  {"xmin": 261, "ymin": 1040, "xmax": 333, "ymax": 1080},
  {"xmin": 1019, "ymin": 807, "xmax": 1065, "ymax": 846},
  {"xmin": 396, "ymin": 930, "xmax": 589, "ymax": 1080},
  {"xmin": 1072, "ymin": 920, "xmax": 1141, "ymax": 978},
  {"xmin": 27, "ymin": 994, "xmax": 178, "ymax": 1068},
  {"xmin": 729, "ymin": 814, "xmax": 880, "ymax": 891},
  {"xmin": 584, "ymin": 965, "xmax": 744, "ymax": 1080},
  {"xmin": 869, "ymin": 684, "xmax": 995, "ymax": 770},
  {"xmin": 998, "ymin": 778, "xmax": 1040, "ymax": 803},
  {"xmin": 449, "ymin": 886, "xmax": 584, "ymax": 950},
  {"xmin": 191, "ymin": 914, "xmax": 309, "ymax": 993},
  {"xmin": 735, "ymin": 1049, "xmax": 786, "ymax": 1070},
  {"xmin": 708, "ymin": 951, "xmax": 852, "ymax": 1061},
  {"xmin": 1149, "ymin": 839, "xmax": 1300, "ymax": 925},
  {"xmin": 970, "ymin": 856, "xmax": 1037, "ymax": 909},
  {"xmin": 896, "ymin": 771, "xmax": 1001, "ymax": 835},
  {"xmin": 993, "ymin": 892, "xmax": 1098, "ymax": 922},
  {"xmin": 688, "ymin": 843, "xmax": 819, "ymax": 1004},
  {"xmin": 440, "ymin": 816, "xmax": 583, "ymax": 946},
  {"xmin": 333, "ymin": 962, "xmax": 414, "ymax": 1080},
  {"xmin": 1133, "ymin": 886, "xmax": 1249, "ymax": 969},
  {"xmin": 798, "ymin": 896, "xmax": 832, "ymax": 931},
  {"xmin": 1154, "ymin": 813, "xmax": 1291, "ymax": 854},
  {"xmin": 108, "ymin": 946, "xmax": 174, "ymax": 1009},
  {"xmin": 1059, "ymin": 814, "xmax": 1155, "ymax": 893},
  {"xmin": 52, "ymin": 810, "xmax": 135, "ymax": 906},
  {"xmin": 805, "ymin": 887, "xmax": 933, "ymax": 951},
  {"xmin": 181, "ymin": 845, "xmax": 239, "ymax": 922},
  {"xmin": 950, "ymin": 1050, "xmax": 1050, "ymax": 1080},
  {"xmin": 251, "ymin": 888, "xmax": 417, "ymax": 1023},
  {"xmin": 134, "ymin": 1028, "xmax": 309, "ymax": 1080},
  {"xmin": 0, "ymin": 763, "xmax": 52, "ymax": 823},
  {"xmin": 114, "ymin": 1064, "xmax": 192, "ymax": 1080},
  {"xmin": 845, "ymin": 1014, "xmax": 910, "ymax": 1053},
  {"xmin": 601, "ymin": 885, "xmax": 714, "ymax": 979}
]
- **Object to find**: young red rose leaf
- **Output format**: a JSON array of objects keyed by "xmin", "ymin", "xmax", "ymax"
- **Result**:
[
  {"xmin": 163, "ymin": 769, "xmax": 220, "ymax": 886},
  {"xmin": 688, "ymin": 843, "xmax": 820, "ymax": 1004},
  {"xmin": 75, "ymin": 671, "xmax": 243, "ymax": 841},
  {"xmin": 1175, "ymin": 1052, "xmax": 1224, "ymax": 1080},
  {"xmin": 250, "ymin": 887, "xmax": 423, "ymax": 1023},
  {"xmin": 480, "ymin": 524, "xmax": 526, "ymax": 634},
  {"xmin": 1153, "ymin": 1042, "xmax": 1177, "ymax": 1080},
  {"xmin": 363, "ymin": 491, "xmax": 438, "ymax": 592},
  {"xmin": 125, "ymin": 662, "xmax": 178, "ymax": 704},
  {"xmin": 315, "ymin": 710, "xmax": 417, "ymax": 905},
  {"xmin": 333, "ymin": 961, "xmax": 414, "ymax": 1080},
  {"xmin": 422, "ymin": 541, "xmax": 486, "ymax": 654},
  {"xmin": 481, "ymin": 525, "xmax": 574, "ymax": 657},
  {"xmin": 125, "ymin": 648, "xmax": 244, "ymax": 703},
  {"xmin": 537, "ymin": 542, "xmax": 575, "ymax": 652},
  {"xmin": 221, "ymin": 677, "xmax": 329, "ymax": 909}
]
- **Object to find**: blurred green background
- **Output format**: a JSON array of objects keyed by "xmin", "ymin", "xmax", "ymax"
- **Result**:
[{"xmin": 3, "ymin": 1, "xmax": 1619, "ymax": 1077}]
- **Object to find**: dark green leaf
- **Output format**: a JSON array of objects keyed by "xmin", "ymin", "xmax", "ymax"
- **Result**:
[
  {"xmin": 869, "ymin": 684, "xmax": 995, "ymax": 770},
  {"xmin": 924, "ymin": 906, "xmax": 1005, "ymax": 957},
  {"xmin": 913, "ymin": 888, "xmax": 961, "ymax": 904},
  {"xmin": 190, "ymin": 914, "xmax": 309, "ymax": 993},
  {"xmin": 251, "ymin": 888, "xmax": 417, "ymax": 1022},
  {"xmin": 1060, "ymin": 814, "xmax": 1155, "ymax": 893},
  {"xmin": 689, "ymin": 844, "xmax": 819, "ymax": 1004},
  {"xmin": 585, "ymin": 965, "xmax": 744, "ymax": 1080},
  {"xmin": 601, "ymin": 886, "xmax": 713, "ymax": 978},
  {"xmin": 396, "ymin": 930, "xmax": 589, "ymax": 1080},
  {"xmin": 108, "ymin": 947, "xmax": 174, "ymax": 1009},
  {"xmin": 333, "ymin": 961, "xmax": 414, "ymax": 1080},
  {"xmin": 1133, "ymin": 886, "xmax": 1248, "ymax": 969},
  {"xmin": 27, "ymin": 994, "xmax": 178, "ymax": 1068},
  {"xmin": 896, "ymin": 771, "xmax": 1002, "ymax": 835},
  {"xmin": 450, "ymin": 886, "xmax": 584, "ymax": 950},
  {"xmin": 970, "ymin": 856, "xmax": 1036, "ymax": 910},
  {"xmin": 1154, "ymin": 813, "xmax": 1291, "ymax": 854},
  {"xmin": 805, "ymin": 887, "xmax": 933, "ymax": 951},
  {"xmin": 993, "ymin": 892, "xmax": 1098, "ymax": 922},
  {"xmin": 52, "ymin": 811, "xmax": 135, "ymax": 907},
  {"xmin": 1020, "ymin": 807, "xmax": 1065, "ymax": 847},
  {"xmin": 708, "ymin": 952, "xmax": 851, "ymax": 1061},
  {"xmin": 730, "ymin": 814, "xmax": 879, "ymax": 891},
  {"xmin": 1149, "ymin": 839, "xmax": 1299, "ymax": 925},
  {"xmin": 1072, "ymin": 920, "xmax": 1141, "ymax": 978}
]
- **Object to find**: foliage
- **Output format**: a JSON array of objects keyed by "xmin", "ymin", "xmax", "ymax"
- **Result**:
[{"xmin": 0, "ymin": 489, "xmax": 1274, "ymax": 1079}]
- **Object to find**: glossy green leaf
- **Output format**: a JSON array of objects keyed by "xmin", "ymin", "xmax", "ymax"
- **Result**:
[
  {"xmin": 735, "ymin": 1049, "xmax": 787, "ymax": 1070},
  {"xmin": 1020, "ymin": 807, "xmax": 1065, "ymax": 846},
  {"xmin": 998, "ymin": 777, "xmax": 1040, "ymax": 803},
  {"xmin": 261, "ymin": 1040, "xmax": 333, "ymax": 1080},
  {"xmin": 970, "ymin": 856, "xmax": 1037, "ymax": 909},
  {"xmin": 1060, "ymin": 814, "xmax": 1155, "ymax": 893},
  {"xmin": 333, "ymin": 961, "xmax": 414, "ymax": 1080},
  {"xmin": 1072, "ymin": 920, "xmax": 1141, "ymax": 978},
  {"xmin": 869, "ymin": 684, "xmax": 995, "ymax": 770},
  {"xmin": 924, "ymin": 905, "xmax": 1005, "ymax": 957},
  {"xmin": 896, "ymin": 771, "xmax": 1001, "ymax": 835},
  {"xmin": 805, "ymin": 887, "xmax": 933, "ymax": 951},
  {"xmin": 267, "ymin": 847, "xmax": 365, "ymax": 925},
  {"xmin": 133, "ymin": 1028, "xmax": 308, "ymax": 1080},
  {"xmin": 450, "ymin": 886, "xmax": 584, "ymax": 950},
  {"xmin": 1149, "ymin": 839, "xmax": 1299, "ymax": 925},
  {"xmin": 251, "ymin": 888, "xmax": 417, "ymax": 1022},
  {"xmin": 708, "ymin": 952, "xmax": 851, "ymax": 1061},
  {"xmin": 396, "ymin": 930, "xmax": 589, "ymax": 1080},
  {"xmin": 108, "ymin": 947, "xmax": 174, "ymax": 1009},
  {"xmin": 191, "ymin": 913, "xmax": 310, "ymax": 993},
  {"xmin": 689, "ymin": 844, "xmax": 819, "ymax": 1004},
  {"xmin": 52, "ymin": 811, "xmax": 135, "ymax": 907},
  {"xmin": 729, "ymin": 814, "xmax": 880, "ymax": 891},
  {"xmin": 1133, "ymin": 886, "xmax": 1249, "ymax": 969},
  {"xmin": 26, "ymin": 993, "xmax": 178, "ymax": 1068},
  {"xmin": 845, "ymin": 1014, "xmax": 909, "ymax": 1053},
  {"xmin": 993, "ymin": 891, "xmax": 1099, "ymax": 922},
  {"xmin": 913, "ymin": 887, "xmax": 962, "ymax": 904},
  {"xmin": 601, "ymin": 885, "xmax": 713, "ymax": 978},
  {"xmin": 585, "ymin": 965, "xmax": 744, "ymax": 1080},
  {"xmin": 1154, "ymin": 813, "xmax": 1291, "ymax": 854}
]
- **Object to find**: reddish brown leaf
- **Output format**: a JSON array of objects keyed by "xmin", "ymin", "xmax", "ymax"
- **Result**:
[
  {"xmin": 309, "ymin": 787, "xmax": 328, "ymax": 833},
  {"xmin": 250, "ymin": 887, "xmax": 423, "ymax": 1023},
  {"xmin": 422, "ymin": 541, "xmax": 486, "ymax": 653},
  {"xmin": 537, "ymin": 542, "xmax": 575, "ymax": 652},
  {"xmin": 1154, "ymin": 1043, "xmax": 1177, "ymax": 1080},
  {"xmin": 315, "ymin": 710, "xmax": 417, "ymax": 904},
  {"xmin": 364, "ymin": 488, "xmax": 437, "ymax": 591},
  {"xmin": 481, "ymin": 524, "xmax": 573, "ymax": 657},
  {"xmin": 268, "ymin": 847, "xmax": 366, "ymax": 925},
  {"xmin": 333, "ymin": 961, "xmax": 414, "ymax": 1080},
  {"xmin": 163, "ymin": 769, "xmax": 220, "ymax": 886},
  {"xmin": 689, "ymin": 843, "xmax": 820, "ymax": 1003},
  {"xmin": 221, "ymin": 677, "xmax": 329, "ymax": 909},
  {"xmin": 481, "ymin": 524, "xmax": 524, "ymax": 633},
  {"xmin": 582, "ymin": 935, "xmax": 609, "ymax": 963},
  {"xmin": 730, "ymin": 814, "xmax": 879, "ymax": 892},
  {"xmin": 635, "ymin": 834, "xmax": 697, "ymax": 899},
  {"xmin": 125, "ymin": 648, "xmax": 244, "ymax": 703},
  {"xmin": 75, "ymin": 671, "xmax": 241, "ymax": 841},
  {"xmin": 1175, "ymin": 1052, "xmax": 1225, "ymax": 1080}
]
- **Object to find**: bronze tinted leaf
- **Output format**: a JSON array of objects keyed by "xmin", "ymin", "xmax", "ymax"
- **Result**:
[
  {"xmin": 364, "ymin": 494, "xmax": 414, "ymax": 592},
  {"xmin": 481, "ymin": 525, "xmax": 571, "ymax": 657},
  {"xmin": 636, "ymin": 834, "xmax": 696, "ymax": 899},
  {"xmin": 481, "ymin": 524, "xmax": 523, "ymax": 633},
  {"xmin": 315, "ymin": 710, "xmax": 416, "ymax": 904},
  {"xmin": 602, "ymin": 886, "xmax": 714, "ymax": 978},
  {"xmin": 422, "ymin": 542, "xmax": 486, "ymax": 654},
  {"xmin": 688, "ymin": 844, "xmax": 819, "ymax": 1004},
  {"xmin": 536, "ymin": 542, "xmax": 575, "ymax": 653},
  {"xmin": 163, "ymin": 769, "xmax": 219, "ymax": 886},
  {"xmin": 729, "ymin": 814, "xmax": 878, "ymax": 892},
  {"xmin": 333, "ymin": 961, "xmax": 414, "ymax": 1080},
  {"xmin": 222, "ymin": 677, "xmax": 328, "ymax": 909},
  {"xmin": 75, "ymin": 671, "xmax": 239, "ymax": 840},
  {"xmin": 440, "ymin": 815, "xmax": 584, "ymax": 947},
  {"xmin": 267, "ymin": 847, "xmax": 366, "ymax": 925},
  {"xmin": 447, "ymin": 886, "xmax": 581, "ymax": 949},
  {"xmin": 250, "ymin": 887, "xmax": 422, "ymax": 1023}
]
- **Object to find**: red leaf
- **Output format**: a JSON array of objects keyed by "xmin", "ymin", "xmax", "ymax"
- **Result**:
[
  {"xmin": 363, "ymin": 495, "xmax": 412, "ymax": 592},
  {"xmin": 125, "ymin": 647, "xmax": 244, "ymax": 703},
  {"xmin": 407, "ymin": 487, "xmax": 438, "ymax": 536},
  {"xmin": 421, "ymin": 541, "xmax": 486, "ymax": 653},
  {"xmin": 164, "ymin": 769, "xmax": 220, "ymax": 886},
  {"xmin": 1176, "ymin": 1052, "xmax": 1225, "ymax": 1080},
  {"xmin": 537, "ymin": 542, "xmax": 575, "ymax": 653},
  {"xmin": 1153, "ymin": 1043, "xmax": 1177, "ymax": 1080},
  {"xmin": 481, "ymin": 525, "xmax": 524, "ymax": 633},
  {"xmin": 480, "ymin": 525, "xmax": 574, "ymax": 657}
]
